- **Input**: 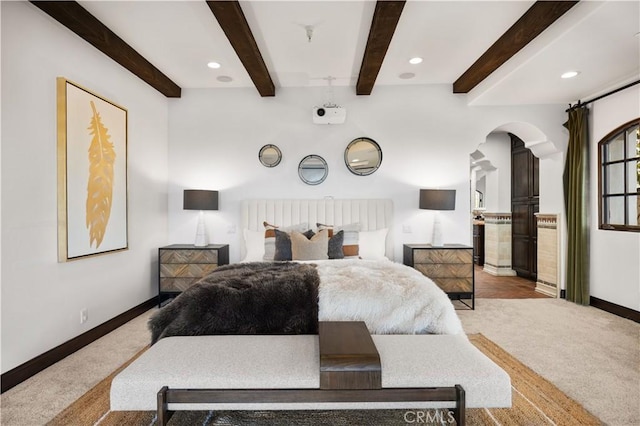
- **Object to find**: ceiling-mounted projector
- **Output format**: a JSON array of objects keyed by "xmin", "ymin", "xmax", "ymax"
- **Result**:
[{"xmin": 313, "ymin": 106, "xmax": 346, "ymax": 124}]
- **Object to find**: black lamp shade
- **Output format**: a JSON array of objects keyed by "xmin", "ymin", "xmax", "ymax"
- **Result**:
[
  {"xmin": 183, "ymin": 190, "xmax": 219, "ymax": 211},
  {"xmin": 419, "ymin": 189, "xmax": 456, "ymax": 211}
]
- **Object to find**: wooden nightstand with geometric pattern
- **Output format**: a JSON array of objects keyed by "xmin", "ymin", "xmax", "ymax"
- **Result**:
[
  {"xmin": 158, "ymin": 244, "xmax": 229, "ymax": 306},
  {"xmin": 403, "ymin": 244, "xmax": 474, "ymax": 309}
]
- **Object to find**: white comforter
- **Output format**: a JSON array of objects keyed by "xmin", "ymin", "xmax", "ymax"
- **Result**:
[{"xmin": 314, "ymin": 258, "xmax": 464, "ymax": 335}]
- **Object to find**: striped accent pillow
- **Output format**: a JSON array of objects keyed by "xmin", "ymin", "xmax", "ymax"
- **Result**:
[{"xmin": 316, "ymin": 223, "xmax": 360, "ymax": 257}]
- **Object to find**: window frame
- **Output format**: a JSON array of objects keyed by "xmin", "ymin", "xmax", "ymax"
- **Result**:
[{"xmin": 598, "ymin": 118, "xmax": 640, "ymax": 232}]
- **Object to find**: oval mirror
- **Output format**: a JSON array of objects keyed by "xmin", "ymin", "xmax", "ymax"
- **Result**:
[
  {"xmin": 298, "ymin": 155, "xmax": 328, "ymax": 185},
  {"xmin": 344, "ymin": 137, "xmax": 382, "ymax": 176},
  {"xmin": 258, "ymin": 144, "xmax": 282, "ymax": 168}
]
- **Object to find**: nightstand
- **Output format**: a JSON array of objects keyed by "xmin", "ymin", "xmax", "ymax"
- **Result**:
[
  {"xmin": 403, "ymin": 244, "xmax": 474, "ymax": 309},
  {"xmin": 158, "ymin": 244, "xmax": 229, "ymax": 306}
]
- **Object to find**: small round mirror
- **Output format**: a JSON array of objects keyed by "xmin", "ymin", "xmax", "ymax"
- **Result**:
[
  {"xmin": 298, "ymin": 155, "xmax": 328, "ymax": 185},
  {"xmin": 258, "ymin": 144, "xmax": 282, "ymax": 168},
  {"xmin": 344, "ymin": 137, "xmax": 382, "ymax": 176}
]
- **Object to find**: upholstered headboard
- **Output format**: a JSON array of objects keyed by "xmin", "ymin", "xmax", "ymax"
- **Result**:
[{"xmin": 240, "ymin": 199, "xmax": 394, "ymax": 259}]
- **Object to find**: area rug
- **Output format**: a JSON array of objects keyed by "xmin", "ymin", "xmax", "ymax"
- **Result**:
[{"xmin": 47, "ymin": 334, "xmax": 601, "ymax": 425}]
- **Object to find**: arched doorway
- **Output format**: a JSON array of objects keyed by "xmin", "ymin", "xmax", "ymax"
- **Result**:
[{"xmin": 470, "ymin": 122, "xmax": 562, "ymax": 293}]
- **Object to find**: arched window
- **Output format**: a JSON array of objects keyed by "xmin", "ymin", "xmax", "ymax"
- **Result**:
[{"xmin": 598, "ymin": 118, "xmax": 640, "ymax": 231}]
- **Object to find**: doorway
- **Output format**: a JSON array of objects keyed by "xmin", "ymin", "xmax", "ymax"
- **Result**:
[
  {"xmin": 510, "ymin": 134, "xmax": 539, "ymax": 281},
  {"xmin": 470, "ymin": 123, "xmax": 561, "ymax": 298}
]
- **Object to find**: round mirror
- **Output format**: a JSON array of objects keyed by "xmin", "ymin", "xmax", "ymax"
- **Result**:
[
  {"xmin": 298, "ymin": 155, "xmax": 328, "ymax": 185},
  {"xmin": 258, "ymin": 144, "xmax": 282, "ymax": 168},
  {"xmin": 344, "ymin": 137, "xmax": 382, "ymax": 176}
]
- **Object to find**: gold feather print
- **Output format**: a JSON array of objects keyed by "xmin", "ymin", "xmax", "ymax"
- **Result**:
[{"xmin": 86, "ymin": 101, "xmax": 116, "ymax": 248}]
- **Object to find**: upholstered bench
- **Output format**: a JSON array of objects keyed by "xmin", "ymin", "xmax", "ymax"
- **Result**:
[{"xmin": 110, "ymin": 332, "xmax": 511, "ymax": 425}]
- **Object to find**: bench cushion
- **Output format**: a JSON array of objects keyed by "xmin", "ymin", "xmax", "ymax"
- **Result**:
[
  {"xmin": 372, "ymin": 335, "xmax": 511, "ymax": 408},
  {"xmin": 111, "ymin": 334, "xmax": 511, "ymax": 411}
]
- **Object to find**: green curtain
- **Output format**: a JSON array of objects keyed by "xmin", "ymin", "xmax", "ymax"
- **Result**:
[{"xmin": 563, "ymin": 106, "xmax": 590, "ymax": 305}]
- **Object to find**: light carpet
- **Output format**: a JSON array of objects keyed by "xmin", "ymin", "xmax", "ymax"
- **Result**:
[
  {"xmin": 457, "ymin": 298, "xmax": 640, "ymax": 425},
  {"xmin": 47, "ymin": 333, "xmax": 601, "ymax": 426}
]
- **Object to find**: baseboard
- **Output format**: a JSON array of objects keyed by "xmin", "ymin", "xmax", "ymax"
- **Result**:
[
  {"xmin": 590, "ymin": 297, "xmax": 640, "ymax": 324},
  {"xmin": 1, "ymin": 297, "xmax": 156, "ymax": 393},
  {"xmin": 559, "ymin": 291, "xmax": 638, "ymax": 322},
  {"xmin": 482, "ymin": 263, "xmax": 517, "ymax": 277}
]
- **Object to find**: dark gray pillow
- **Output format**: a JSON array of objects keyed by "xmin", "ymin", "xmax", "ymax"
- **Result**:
[
  {"xmin": 273, "ymin": 229, "xmax": 292, "ymax": 261},
  {"xmin": 274, "ymin": 229, "xmax": 315, "ymax": 261},
  {"xmin": 328, "ymin": 230, "xmax": 344, "ymax": 259}
]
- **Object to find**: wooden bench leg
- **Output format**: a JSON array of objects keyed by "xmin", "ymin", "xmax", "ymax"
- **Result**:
[
  {"xmin": 157, "ymin": 386, "xmax": 173, "ymax": 426},
  {"xmin": 454, "ymin": 384, "xmax": 465, "ymax": 426}
]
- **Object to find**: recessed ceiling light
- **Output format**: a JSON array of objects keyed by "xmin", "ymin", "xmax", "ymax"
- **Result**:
[
  {"xmin": 409, "ymin": 57, "xmax": 423, "ymax": 65},
  {"xmin": 207, "ymin": 61, "xmax": 221, "ymax": 69},
  {"xmin": 217, "ymin": 75, "xmax": 233, "ymax": 83},
  {"xmin": 399, "ymin": 72, "xmax": 415, "ymax": 80},
  {"xmin": 561, "ymin": 71, "xmax": 580, "ymax": 79}
]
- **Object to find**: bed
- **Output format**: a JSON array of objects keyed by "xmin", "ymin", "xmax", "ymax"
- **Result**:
[
  {"xmin": 113, "ymin": 199, "xmax": 511, "ymax": 421},
  {"xmin": 149, "ymin": 199, "xmax": 463, "ymax": 342}
]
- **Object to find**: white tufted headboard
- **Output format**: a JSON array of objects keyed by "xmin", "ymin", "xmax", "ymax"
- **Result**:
[{"xmin": 240, "ymin": 199, "xmax": 394, "ymax": 259}]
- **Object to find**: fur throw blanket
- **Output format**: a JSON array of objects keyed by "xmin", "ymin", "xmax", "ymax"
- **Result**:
[
  {"xmin": 315, "ymin": 259, "xmax": 463, "ymax": 335},
  {"xmin": 149, "ymin": 259, "xmax": 464, "ymax": 344},
  {"xmin": 149, "ymin": 262, "xmax": 319, "ymax": 344}
]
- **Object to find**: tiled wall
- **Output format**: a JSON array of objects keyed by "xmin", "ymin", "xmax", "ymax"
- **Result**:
[
  {"xmin": 483, "ymin": 213, "xmax": 516, "ymax": 276},
  {"xmin": 536, "ymin": 214, "xmax": 559, "ymax": 297}
]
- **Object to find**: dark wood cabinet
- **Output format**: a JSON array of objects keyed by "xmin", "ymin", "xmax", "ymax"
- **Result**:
[
  {"xmin": 403, "ymin": 244, "xmax": 474, "ymax": 309},
  {"xmin": 473, "ymin": 223, "xmax": 485, "ymax": 266},
  {"xmin": 158, "ymin": 244, "xmax": 229, "ymax": 306},
  {"xmin": 511, "ymin": 134, "xmax": 539, "ymax": 281}
]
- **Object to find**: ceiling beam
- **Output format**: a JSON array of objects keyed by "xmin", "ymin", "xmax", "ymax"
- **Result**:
[
  {"xmin": 356, "ymin": 1, "xmax": 406, "ymax": 96},
  {"xmin": 30, "ymin": 1, "xmax": 181, "ymax": 98},
  {"xmin": 453, "ymin": 1, "xmax": 579, "ymax": 94},
  {"xmin": 206, "ymin": 1, "xmax": 275, "ymax": 97}
]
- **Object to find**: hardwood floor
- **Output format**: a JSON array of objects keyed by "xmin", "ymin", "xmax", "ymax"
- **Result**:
[{"xmin": 475, "ymin": 265, "xmax": 550, "ymax": 299}]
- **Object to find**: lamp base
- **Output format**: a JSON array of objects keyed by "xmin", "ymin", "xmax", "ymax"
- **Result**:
[
  {"xmin": 194, "ymin": 211, "xmax": 209, "ymax": 247},
  {"xmin": 432, "ymin": 213, "xmax": 444, "ymax": 247}
]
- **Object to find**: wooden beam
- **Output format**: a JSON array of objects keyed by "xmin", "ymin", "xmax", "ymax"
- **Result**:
[
  {"xmin": 356, "ymin": 1, "xmax": 406, "ymax": 96},
  {"xmin": 30, "ymin": 1, "xmax": 181, "ymax": 98},
  {"xmin": 453, "ymin": 1, "xmax": 579, "ymax": 94},
  {"xmin": 206, "ymin": 1, "xmax": 275, "ymax": 97}
]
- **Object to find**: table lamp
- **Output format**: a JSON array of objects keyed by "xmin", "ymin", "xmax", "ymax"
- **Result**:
[
  {"xmin": 183, "ymin": 190, "xmax": 218, "ymax": 247},
  {"xmin": 419, "ymin": 189, "xmax": 456, "ymax": 247}
]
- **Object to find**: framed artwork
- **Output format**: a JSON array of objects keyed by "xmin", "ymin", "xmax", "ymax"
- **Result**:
[{"xmin": 57, "ymin": 77, "xmax": 128, "ymax": 261}]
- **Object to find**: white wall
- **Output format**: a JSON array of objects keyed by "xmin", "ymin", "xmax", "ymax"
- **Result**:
[
  {"xmin": 0, "ymin": 1, "xmax": 3, "ymax": 370},
  {"xmin": 589, "ymin": 86, "xmax": 640, "ymax": 310},
  {"xmin": 168, "ymin": 85, "xmax": 566, "ymax": 263},
  {"xmin": 1, "ymin": 2, "xmax": 169, "ymax": 372},
  {"xmin": 475, "ymin": 132, "xmax": 512, "ymax": 212}
]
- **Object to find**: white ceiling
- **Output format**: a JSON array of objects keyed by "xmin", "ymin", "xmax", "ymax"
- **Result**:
[{"xmin": 78, "ymin": 0, "xmax": 639, "ymax": 105}]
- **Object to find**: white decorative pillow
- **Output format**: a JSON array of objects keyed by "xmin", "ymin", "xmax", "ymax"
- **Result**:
[
  {"xmin": 358, "ymin": 228, "xmax": 388, "ymax": 260},
  {"xmin": 242, "ymin": 228, "xmax": 265, "ymax": 262},
  {"xmin": 291, "ymin": 229, "xmax": 329, "ymax": 261}
]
